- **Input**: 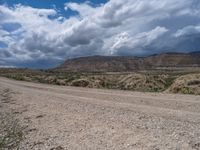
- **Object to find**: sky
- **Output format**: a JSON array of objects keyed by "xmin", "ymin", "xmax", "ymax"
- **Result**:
[{"xmin": 0, "ymin": 0, "xmax": 200, "ymax": 68}]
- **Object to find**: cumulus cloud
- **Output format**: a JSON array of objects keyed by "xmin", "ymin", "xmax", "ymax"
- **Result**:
[
  {"xmin": 174, "ymin": 25, "xmax": 200, "ymax": 37},
  {"xmin": 0, "ymin": 0, "xmax": 200, "ymax": 68},
  {"xmin": 106, "ymin": 27, "xmax": 168, "ymax": 54}
]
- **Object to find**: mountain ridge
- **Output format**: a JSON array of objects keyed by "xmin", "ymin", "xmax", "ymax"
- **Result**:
[{"xmin": 56, "ymin": 51, "xmax": 200, "ymax": 72}]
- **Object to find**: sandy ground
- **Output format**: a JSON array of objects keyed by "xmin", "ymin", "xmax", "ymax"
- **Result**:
[{"xmin": 0, "ymin": 77, "xmax": 200, "ymax": 150}]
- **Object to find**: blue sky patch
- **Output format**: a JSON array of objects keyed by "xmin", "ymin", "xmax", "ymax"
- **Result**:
[
  {"xmin": 0, "ymin": 0, "xmax": 108, "ymax": 18},
  {"xmin": 1, "ymin": 23, "xmax": 21, "ymax": 32},
  {"xmin": 0, "ymin": 41, "xmax": 8, "ymax": 48}
]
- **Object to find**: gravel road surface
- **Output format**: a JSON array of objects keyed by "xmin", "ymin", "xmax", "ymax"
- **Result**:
[{"xmin": 0, "ymin": 77, "xmax": 200, "ymax": 150}]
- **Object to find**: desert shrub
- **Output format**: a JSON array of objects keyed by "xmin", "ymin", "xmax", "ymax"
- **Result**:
[
  {"xmin": 164, "ymin": 77, "xmax": 176, "ymax": 88},
  {"xmin": 188, "ymin": 80, "xmax": 200, "ymax": 86},
  {"xmin": 180, "ymin": 87, "xmax": 195, "ymax": 94},
  {"xmin": 71, "ymin": 79, "xmax": 90, "ymax": 87},
  {"xmin": 65, "ymin": 76, "xmax": 76, "ymax": 82},
  {"xmin": 102, "ymin": 81, "xmax": 117, "ymax": 89},
  {"xmin": 9, "ymin": 75, "xmax": 25, "ymax": 81},
  {"xmin": 65, "ymin": 74, "xmax": 81, "ymax": 82}
]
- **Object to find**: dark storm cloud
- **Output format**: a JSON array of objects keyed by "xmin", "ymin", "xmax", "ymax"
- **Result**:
[{"xmin": 0, "ymin": 0, "xmax": 200, "ymax": 68}]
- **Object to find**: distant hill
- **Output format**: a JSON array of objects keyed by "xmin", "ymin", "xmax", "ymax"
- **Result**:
[
  {"xmin": 189, "ymin": 51, "xmax": 200, "ymax": 55},
  {"xmin": 55, "ymin": 52, "xmax": 200, "ymax": 72}
]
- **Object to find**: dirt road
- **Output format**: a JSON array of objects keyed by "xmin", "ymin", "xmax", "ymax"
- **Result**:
[{"xmin": 0, "ymin": 77, "xmax": 200, "ymax": 150}]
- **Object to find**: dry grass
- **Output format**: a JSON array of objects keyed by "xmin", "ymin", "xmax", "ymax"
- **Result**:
[
  {"xmin": 0, "ymin": 68, "xmax": 200, "ymax": 95},
  {"xmin": 0, "ymin": 113, "xmax": 24, "ymax": 150}
]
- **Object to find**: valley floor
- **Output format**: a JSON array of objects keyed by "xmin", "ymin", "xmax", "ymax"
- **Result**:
[{"xmin": 0, "ymin": 77, "xmax": 200, "ymax": 149}]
